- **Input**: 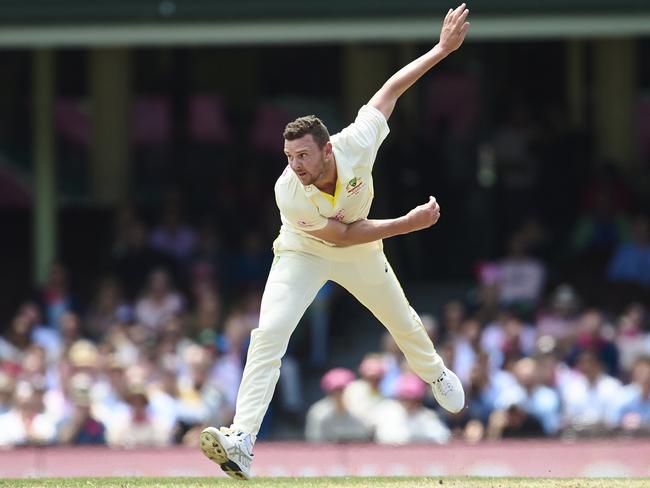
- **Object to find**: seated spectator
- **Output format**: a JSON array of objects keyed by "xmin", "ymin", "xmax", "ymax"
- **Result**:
[
  {"xmin": 568, "ymin": 309, "xmax": 620, "ymax": 377},
  {"xmin": 493, "ymin": 357, "xmax": 561, "ymax": 435},
  {"xmin": 452, "ymin": 318, "xmax": 482, "ymax": 387},
  {"xmin": 305, "ymin": 368, "xmax": 370, "ymax": 443},
  {"xmin": 560, "ymin": 351, "xmax": 622, "ymax": 436},
  {"xmin": 85, "ymin": 277, "xmax": 129, "ymax": 340},
  {"xmin": 440, "ymin": 300, "xmax": 466, "ymax": 342},
  {"xmin": 615, "ymin": 303, "xmax": 650, "ymax": 375},
  {"xmin": 379, "ymin": 332, "xmax": 406, "ymax": 398},
  {"xmin": 0, "ymin": 380, "xmax": 57, "ymax": 447},
  {"xmin": 92, "ymin": 355, "xmax": 130, "ymax": 427},
  {"xmin": 57, "ymin": 372, "xmax": 106, "ymax": 445},
  {"xmin": 0, "ymin": 372, "xmax": 15, "ymax": 415},
  {"xmin": 112, "ymin": 220, "xmax": 176, "ymax": 300},
  {"xmin": 481, "ymin": 309, "xmax": 536, "ymax": 370},
  {"xmin": 176, "ymin": 345, "xmax": 227, "ymax": 434},
  {"xmin": 610, "ymin": 356, "xmax": 650, "ymax": 435},
  {"xmin": 343, "ymin": 353, "xmax": 386, "ymax": 427},
  {"xmin": 135, "ymin": 268, "xmax": 184, "ymax": 332},
  {"xmin": 106, "ymin": 381, "xmax": 173, "ymax": 447},
  {"xmin": 372, "ymin": 372, "xmax": 451, "ymax": 445},
  {"xmin": 0, "ymin": 312, "xmax": 34, "ymax": 372},
  {"xmin": 607, "ymin": 214, "xmax": 650, "ymax": 287},
  {"xmin": 38, "ymin": 262, "xmax": 78, "ymax": 330},
  {"xmin": 487, "ymin": 402, "xmax": 545, "ymax": 440},
  {"xmin": 150, "ymin": 206, "xmax": 197, "ymax": 263},
  {"xmin": 497, "ymin": 232, "xmax": 546, "ymax": 313},
  {"xmin": 536, "ymin": 284, "xmax": 580, "ymax": 343}
]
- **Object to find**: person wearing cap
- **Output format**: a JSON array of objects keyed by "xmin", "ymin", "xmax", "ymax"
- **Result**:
[
  {"xmin": 106, "ymin": 380, "xmax": 173, "ymax": 448},
  {"xmin": 305, "ymin": 368, "xmax": 371, "ymax": 443},
  {"xmin": 58, "ymin": 372, "xmax": 106, "ymax": 445},
  {"xmin": 372, "ymin": 372, "xmax": 450, "ymax": 445}
]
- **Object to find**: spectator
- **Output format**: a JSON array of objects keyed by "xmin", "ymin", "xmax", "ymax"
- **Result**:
[
  {"xmin": 536, "ymin": 284, "xmax": 580, "ymax": 343},
  {"xmin": 497, "ymin": 232, "xmax": 546, "ymax": 312},
  {"xmin": 493, "ymin": 357, "xmax": 561, "ymax": 435},
  {"xmin": 150, "ymin": 206, "xmax": 197, "ymax": 263},
  {"xmin": 610, "ymin": 356, "xmax": 650, "ymax": 435},
  {"xmin": 176, "ymin": 344, "xmax": 227, "ymax": 434},
  {"xmin": 57, "ymin": 372, "xmax": 106, "ymax": 445},
  {"xmin": 135, "ymin": 268, "xmax": 184, "ymax": 332},
  {"xmin": 615, "ymin": 303, "xmax": 650, "ymax": 374},
  {"xmin": 305, "ymin": 368, "xmax": 370, "ymax": 443},
  {"xmin": 105, "ymin": 381, "xmax": 173, "ymax": 447},
  {"xmin": 38, "ymin": 262, "xmax": 77, "ymax": 330},
  {"xmin": 85, "ymin": 277, "xmax": 129, "ymax": 340},
  {"xmin": 112, "ymin": 220, "xmax": 176, "ymax": 300},
  {"xmin": 0, "ymin": 381, "xmax": 57, "ymax": 447},
  {"xmin": 481, "ymin": 309, "xmax": 536, "ymax": 370},
  {"xmin": 343, "ymin": 353, "xmax": 386, "ymax": 426},
  {"xmin": 0, "ymin": 312, "xmax": 34, "ymax": 372},
  {"xmin": 487, "ymin": 402, "xmax": 545, "ymax": 440},
  {"xmin": 452, "ymin": 318, "xmax": 482, "ymax": 386},
  {"xmin": 568, "ymin": 309, "xmax": 619, "ymax": 377},
  {"xmin": 372, "ymin": 372, "xmax": 451, "ymax": 445},
  {"xmin": 0, "ymin": 371, "xmax": 15, "ymax": 415},
  {"xmin": 607, "ymin": 215, "xmax": 650, "ymax": 287},
  {"xmin": 560, "ymin": 351, "xmax": 622, "ymax": 436},
  {"xmin": 378, "ymin": 331, "xmax": 406, "ymax": 398}
]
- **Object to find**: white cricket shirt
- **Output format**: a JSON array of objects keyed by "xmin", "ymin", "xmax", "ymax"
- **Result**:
[{"xmin": 274, "ymin": 105, "xmax": 389, "ymax": 250}]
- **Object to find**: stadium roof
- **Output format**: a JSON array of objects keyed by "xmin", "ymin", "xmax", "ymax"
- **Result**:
[{"xmin": 0, "ymin": 0, "xmax": 649, "ymax": 46}]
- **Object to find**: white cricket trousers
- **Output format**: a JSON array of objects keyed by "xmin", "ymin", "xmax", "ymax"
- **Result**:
[{"xmin": 231, "ymin": 237, "xmax": 444, "ymax": 436}]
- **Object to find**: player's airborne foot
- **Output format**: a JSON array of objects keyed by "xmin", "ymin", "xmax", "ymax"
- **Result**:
[
  {"xmin": 200, "ymin": 426, "xmax": 254, "ymax": 480},
  {"xmin": 432, "ymin": 368, "xmax": 465, "ymax": 413}
]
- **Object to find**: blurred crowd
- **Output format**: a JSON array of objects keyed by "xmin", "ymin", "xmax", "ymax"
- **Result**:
[
  {"xmin": 0, "ymin": 196, "xmax": 273, "ymax": 449},
  {"xmin": 308, "ymin": 300, "xmax": 650, "ymax": 445},
  {"xmin": 1, "ymin": 123, "xmax": 650, "ymax": 448},
  {"xmin": 1, "ymin": 200, "xmax": 649, "ymax": 449},
  {"xmin": 306, "ymin": 209, "xmax": 650, "ymax": 444}
]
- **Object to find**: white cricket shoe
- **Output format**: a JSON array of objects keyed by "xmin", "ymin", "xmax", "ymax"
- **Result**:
[
  {"xmin": 432, "ymin": 368, "xmax": 465, "ymax": 413},
  {"xmin": 200, "ymin": 426, "xmax": 254, "ymax": 480}
]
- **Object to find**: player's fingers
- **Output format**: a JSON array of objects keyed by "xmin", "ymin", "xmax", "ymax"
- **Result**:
[
  {"xmin": 451, "ymin": 3, "xmax": 466, "ymax": 21},
  {"xmin": 445, "ymin": 8, "xmax": 453, "ymax": 22},
  {"xmin": 454, "ymin": 8, "xmax": 469, "ymax": 29}
]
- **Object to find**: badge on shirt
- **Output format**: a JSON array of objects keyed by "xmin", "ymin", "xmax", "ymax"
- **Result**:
[{"xmin": 346, "ymin": 177, "xmax": 364, "ymax": 196}]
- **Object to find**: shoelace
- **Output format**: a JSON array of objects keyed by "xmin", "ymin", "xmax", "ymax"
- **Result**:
[
  {"xmin": 219, "ymin": 427, "xmax": 254, "ymax": 457},
  {"xmin": 434, "ymin": 371, "xmax": 454, "ymax": 396}
]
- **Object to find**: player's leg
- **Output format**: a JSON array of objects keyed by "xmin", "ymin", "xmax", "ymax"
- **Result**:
[
  {"xmin": 332, "ymin": 250, "xmax": 464, "ymax": 412},
  {"xmin": 201, "ymin": 251, "xmax": 327, "ymax": 479}
]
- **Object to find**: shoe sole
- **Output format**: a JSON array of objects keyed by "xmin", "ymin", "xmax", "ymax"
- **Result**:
[{"xmin": 199, "ymin": 429, "xmax": 250, "ymax": 480}]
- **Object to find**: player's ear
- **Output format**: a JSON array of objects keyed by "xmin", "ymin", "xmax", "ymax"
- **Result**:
[{"xmin": 324, "ymin": 141, "xmax": 333, "ymax": 158}]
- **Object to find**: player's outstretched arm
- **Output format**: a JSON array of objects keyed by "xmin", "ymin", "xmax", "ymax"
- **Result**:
[
  {"xmin": 306, "ymin": 196, "xmax": 440, "ymax": 247},
  {"xmin": 368, "ymin": 3, "xmax": 470, "ymax": 121}
]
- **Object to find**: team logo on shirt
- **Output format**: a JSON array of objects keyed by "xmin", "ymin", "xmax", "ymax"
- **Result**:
[{"xmin": 346, "ymin": 177, "xmax": 364, "ymax": 195}]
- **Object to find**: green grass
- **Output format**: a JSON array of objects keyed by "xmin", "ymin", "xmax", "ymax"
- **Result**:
[{"xmin": 0, "ymin": 478, "xmax": 648, "ymax": 488}]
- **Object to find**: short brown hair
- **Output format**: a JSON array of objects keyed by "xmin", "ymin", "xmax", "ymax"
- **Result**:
[{"xmin": 283, "ymin": 115, "xmax": 330, "ymax": 148}]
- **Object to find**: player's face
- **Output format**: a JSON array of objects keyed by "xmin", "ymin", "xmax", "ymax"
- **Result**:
[{"xmin": 284, "ymin": 135, "xmax": 329, "ymax": 186}]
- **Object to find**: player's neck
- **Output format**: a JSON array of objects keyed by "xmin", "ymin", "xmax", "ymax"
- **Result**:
[{"xmin": 313, "ymin": 155, "xmax": 338, "ymax": 196}]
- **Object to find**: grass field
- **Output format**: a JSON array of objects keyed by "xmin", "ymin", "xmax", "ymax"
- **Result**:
[{"xmin": 1, "ymin": 478, "xmax": 648, "ymax": 488}]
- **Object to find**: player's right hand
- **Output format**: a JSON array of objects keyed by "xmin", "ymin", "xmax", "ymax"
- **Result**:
[
  {"xmin": 438, "ymin": 3, "xmax": 470, "ymax": 55},
  {"xmin": 406, "ymin": 196, "xmax": 441, "ymax": 231}
]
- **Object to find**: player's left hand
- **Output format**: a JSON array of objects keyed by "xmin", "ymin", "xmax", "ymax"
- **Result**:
[{"xmin": 438, "ymin": 3, "xmax": 470, "ymax": 54}]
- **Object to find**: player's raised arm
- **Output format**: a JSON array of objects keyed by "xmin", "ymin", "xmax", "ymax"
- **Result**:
[
  {"xmin": 368, "ymin": 3, "xmax": 470, "ymax": 120},
  {"xmin": 306, "ymin": 196, "xmax": 441, "ymax": 247}
]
